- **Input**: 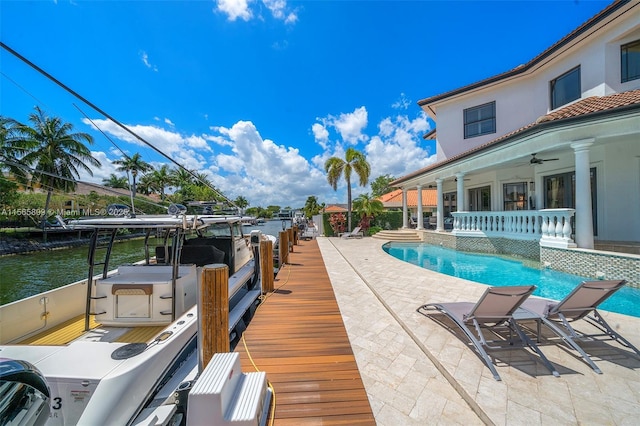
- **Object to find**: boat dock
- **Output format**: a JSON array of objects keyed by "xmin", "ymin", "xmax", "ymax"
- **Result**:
[
  {"xmin": 239, "ymin": 236, "xmax": 640, "ymax": 425},
  {"xmin": 236, "ymin": 238, "xmax": 376, "ymax": 425}
]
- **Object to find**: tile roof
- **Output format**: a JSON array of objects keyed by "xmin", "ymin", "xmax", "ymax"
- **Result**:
[
  {"xmin": 378, "ymin": 188, "xmax": 438, "ymax": 207},
  {"xmin": 394, "ymin": 89, "xmax": 640, "ymax": 185},
  {"xmin": 324, "ymin": 204, "xmax": 348, "ymax": 212}
]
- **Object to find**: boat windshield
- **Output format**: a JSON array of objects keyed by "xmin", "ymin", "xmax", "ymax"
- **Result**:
[{"xmin": 200, "ymin": 222, "xmax": 234, "ymax": 238}]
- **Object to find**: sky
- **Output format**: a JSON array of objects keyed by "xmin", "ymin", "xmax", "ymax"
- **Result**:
[{"xmin": 0, "ymin": 0, "xmax": 612, "ymax": 210}]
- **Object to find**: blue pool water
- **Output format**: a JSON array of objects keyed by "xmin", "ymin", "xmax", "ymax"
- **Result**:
[{"xmin": 383, "ymin": 242, "xmax": 640, "ymax": 318}]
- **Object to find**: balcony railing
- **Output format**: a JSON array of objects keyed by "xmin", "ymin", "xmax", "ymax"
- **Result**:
[{"xmin": 450, "ymin": 209, "xmax": 576, "ymax": 248}]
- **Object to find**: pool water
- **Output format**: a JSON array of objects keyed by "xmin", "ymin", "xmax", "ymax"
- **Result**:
[{"xmin": 383, "ymin": 242, "xmax": 640, "ymax": 318}]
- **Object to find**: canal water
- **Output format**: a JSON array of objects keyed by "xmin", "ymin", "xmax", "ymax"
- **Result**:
[{"xmin": 0, "ymin": 220, "xmax": 286, "ymax": 305}]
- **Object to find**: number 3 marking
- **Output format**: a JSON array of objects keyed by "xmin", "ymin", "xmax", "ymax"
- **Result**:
[{"xmin": 52, "ymin": 397, "xmax": 62, "ymax": 410}]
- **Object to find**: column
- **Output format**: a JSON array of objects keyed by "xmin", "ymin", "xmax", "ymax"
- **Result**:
[
  {"xmin": 436, "ymin": 178, "xmax": 444, "ymax": 231},
  {"xmin": 571, "ymin": 139, "xmax": 594, "ymax": 249},
  {"xmin": 455, "ymin": 172, "xmax": 465, "ymax": 212},
  {"xmin": 416, "ymin": 184, "xmax": 423, "ymax": 230},
  {"xmin": 402, "ymin": 188, "xmax": 408, "ymax": 229}
]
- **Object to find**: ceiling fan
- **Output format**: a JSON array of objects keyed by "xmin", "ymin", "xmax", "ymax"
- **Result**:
[{"xmin": 530, "ymin": 153, "xmax": 559, "ymax": 164}]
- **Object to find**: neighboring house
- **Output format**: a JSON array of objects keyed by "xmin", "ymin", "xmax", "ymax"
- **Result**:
[
  {"xmin": 377, "ymin": 188, "xmax": 438, "ymax": 228},
  {"xmin": 323, "ymin": 204, "xmax": 348, "ymax": 213},
  {"xmin": 392, "ymin": 1, "xmax": 640, "ymax": 284}
]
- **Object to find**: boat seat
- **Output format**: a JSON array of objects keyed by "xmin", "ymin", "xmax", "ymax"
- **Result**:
[
  {"xmin": 112, "ymin": 284, "xmax": 153, "ymax": 295},
  {"xmin": 183, "ymin": 237, "xmax": 234, "ymax": 273},
  {"xmin": 155, "ymin": 245, "xmax": 225, "ymax": 267}
]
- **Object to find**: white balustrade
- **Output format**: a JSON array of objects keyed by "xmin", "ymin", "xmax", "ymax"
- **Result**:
[{"xmin": 451, "ymin": 209, "xmax": 576, "ymax": 247}]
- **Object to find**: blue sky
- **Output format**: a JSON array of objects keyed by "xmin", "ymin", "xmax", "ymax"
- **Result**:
[{"xmin": 1, "ymin": 0, "xmax": 611, "ymax": 209}]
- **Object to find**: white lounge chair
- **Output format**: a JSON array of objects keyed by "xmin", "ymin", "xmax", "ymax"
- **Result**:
[
  {"xmin": 418, "ymin": 285, "xmax": 560, "ymax": 381},
  {"xmin": 339, "ymin": 226, "xmax": 364, "ymax": 239},
  {"xmin": 518, "ymin": 279, "xmax": 640, "ymax": 374}
]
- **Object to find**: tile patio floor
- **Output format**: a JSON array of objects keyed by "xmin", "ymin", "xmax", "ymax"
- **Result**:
[{"xmin": 317, "ymin": 236, "xmax": 640, "ymax": 425}]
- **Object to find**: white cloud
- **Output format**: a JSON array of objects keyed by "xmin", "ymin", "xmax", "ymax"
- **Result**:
[
  {"xmin": 209, "ymin": 121, "xmax": 325, "ymax": 206},
  {"xmin": 392, "ymin": 93, "xmax": 411, "ymax": 110},
  {"xmin": 77, "ymin": 151, "xmax": 117, "ymax": 184},
  {"xmin": 262, "ymin": 0, "xmax": 297, "ymax": 23},
  {"xmin": 139, "ymin": 51, "xmax": 158, "ymax": 72},
  {"xmin": 164, "ymin": 118, "xmax": 174, "ymax": 126},
  {"xmin": 311, "ymin": 122, "xmax": 329, "ymax": 149},
  {"xmin": 79, "ymin": 108, "xmax": 434, "ymax": 210},
  {"xmin": 324, "ymin": 106, "xmax": 368, "ymax": 145},
  {"xmin": 215, "ymin": 0, "xmax": 297, "ymax": 24},
  {"xmin": 364, "ymin": 112, "xmax": 434, "ymax": 179},
  {"xmin": 215, "ymin": 0, "xmax": 252, "ymax": 21}
]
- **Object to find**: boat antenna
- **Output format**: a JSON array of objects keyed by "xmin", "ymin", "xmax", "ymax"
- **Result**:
[{"xmin": 0, "ymin": 41, "xmax": 239, "ymax": 210}]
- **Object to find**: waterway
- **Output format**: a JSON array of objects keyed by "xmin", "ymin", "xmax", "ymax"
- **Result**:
[{"xmin": 0, "ymin": 220, "xmax": 286, "ymax": 305}]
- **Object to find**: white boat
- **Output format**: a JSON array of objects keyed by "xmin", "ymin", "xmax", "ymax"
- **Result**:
[{"xmin": 0, "ymin": 210, "xmax": 272, "ymax": 425}]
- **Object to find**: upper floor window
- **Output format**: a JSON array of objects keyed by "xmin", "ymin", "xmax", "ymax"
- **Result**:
[
  {"xmin": 464, "ymin": 101, "xmax": 496, "ymax": 139},
  {"xmin": 550, "ymin": 66, "xmax": 581, "ymax": 110},
  {"xmin": 621, "ymin": 39, "xmax": 640, "ymax": 83}
]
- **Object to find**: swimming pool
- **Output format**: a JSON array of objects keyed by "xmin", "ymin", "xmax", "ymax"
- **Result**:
[{"xmin": 383, "ymin": 242, "xmax": 640, "ymax": 318}]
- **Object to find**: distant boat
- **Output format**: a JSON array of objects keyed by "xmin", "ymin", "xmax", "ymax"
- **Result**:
[
  {"xmin": 241, "ymin": 216, "xmax": 257, "ymax": 226},
  {"xmin": 0, "ymin": 211, "xmax": 272, "ymax": 425}
]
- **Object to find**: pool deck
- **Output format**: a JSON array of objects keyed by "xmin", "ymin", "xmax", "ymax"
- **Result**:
[{"xmin": 317, "ymin": 236, "xmax": 640, "ymax": 425}]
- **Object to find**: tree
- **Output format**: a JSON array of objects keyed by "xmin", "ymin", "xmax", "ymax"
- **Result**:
[
  {"xmin": 352, "ymin": 193, "xmax": 384, "ymax": 232},
  {"xmin": 324, "ymin": 147, "xmax": 370, "ymax": 232},
  {"xmin": 1, "ymin": 116, "xmax": 34, "ymax": 181},
  {"xmin": 371, "ymin": 174, "xmax": 396, "ymax": 198},
  {"xmin": 234, "ymin": 196, "xmax": 248, "ymax": 214},
  {"xmin": 102, "ymin": 173, "xmax": 128, "ymax": 189},
  {"xmin": 303, "ymin": 195, "xmax": 324, "ymax": 219},
  {"xmin": 113, "ymin": 153, "xmax": 152, "ymax": 199},
  {"xmin": 17, "ymin": 106, "xmax": 101, "ymax": 237},
  {"xmin": 148, "ymin": 164, "xmax": 174, "ymax": 201},
  {"xmin": 171, "ymin": 167, "xmax": 195, "ymax": 190}
]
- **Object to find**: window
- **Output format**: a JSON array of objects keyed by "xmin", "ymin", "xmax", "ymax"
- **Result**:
[
  {"xmin": 468, "ymin": 186, "xmax": 491, "ymax": 211},
  {"xmin": 443, "ymin": 192, "xmax": 456, "ymax": 216},
  {"xmin": 550, "ymin": 66, "xmax": 581, "ymax": 110},
  {"xmin": 544, "ymin": 168, "xmax": 597, "ymax": 235},
  {"xmin": 503, "ymin": 182, "xmax": 529, "ymax": 211},
  {"xmin": 621, "ymin": 39, "xmax": 640, "ymax": 83},
  {"xmin": 464, "ymin": 101, "xmax": 496, "ymax": 139}
]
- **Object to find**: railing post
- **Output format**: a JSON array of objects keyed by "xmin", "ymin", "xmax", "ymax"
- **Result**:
[{"xmin": 199, "ymin": 264, "xmax": 229, "ymax": 370}]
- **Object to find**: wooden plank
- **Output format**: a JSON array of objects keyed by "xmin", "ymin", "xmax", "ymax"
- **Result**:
[
  {"xmin": 19, "ymin": 315, "xmax": 100, "ymax": 345},
  {"xmin": 236, "ymin": 238, "xmax": 375, "ymax": 425}
]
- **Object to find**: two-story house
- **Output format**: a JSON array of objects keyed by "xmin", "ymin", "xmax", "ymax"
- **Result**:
[{"xmin": 391, "ymin": 0, "xmax": 640, "ymax": 284}]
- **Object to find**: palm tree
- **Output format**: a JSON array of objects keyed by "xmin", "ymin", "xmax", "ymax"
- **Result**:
[
  {"xmin": 324, "ymin": 147, "xmax": 370, "ymax": 232},
  {"xmin": 1, "ymin": 116, "xmax": 34, "ymax": 181},
  {"xmin": 16, "ymin": 106, "xmax": 101, "ymax": 237},
  {"xmin": 148, "ymin": 164, "xmax": 174, "ymax": 201},
  {"xmin": 102, "ymin": 173, "xmax": 128, "ymax": 189},
  {"xmin": 303, "ymin": 195, "xmax": 325, "ymax": 219},
  {"xmin": 171, "ymin": 167, "xmax": 195, "ymax": 191},
  {"xmin": 352, "ymin": 193, "xmax": 384, "ymax": 232},
  {"xmin": 113, "ymin": 153, "xmax": 152, "ymax": 199},
  {"xmin": 234, "ymin": 196, "xmax": 248, "ymax": 214}
]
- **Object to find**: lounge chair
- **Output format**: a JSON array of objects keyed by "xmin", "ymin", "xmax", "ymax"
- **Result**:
[
  {"xmin": 339, "ymin": 226, "xmax": 363, "ymax": 239},
  {"xmin": 518, "ymin": 279, "xmax": 640, "ymax": 374},
  {"xmin": 418, "ymin": 285, "xmax": 560, "ymax": 381}
]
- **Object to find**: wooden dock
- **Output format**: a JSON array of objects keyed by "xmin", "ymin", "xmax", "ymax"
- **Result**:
[{"xmin": 236, "ymin": 238, "xmax": 375, "ymax": 425}]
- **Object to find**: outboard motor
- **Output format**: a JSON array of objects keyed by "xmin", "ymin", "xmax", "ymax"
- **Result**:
[{"xmin": 0, "ymin": 358, "xmax": 51, "ymax": 426}]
